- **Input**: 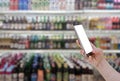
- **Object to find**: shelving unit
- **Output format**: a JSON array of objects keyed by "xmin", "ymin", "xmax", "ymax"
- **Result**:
[
  {"xmin": 0, "ymin": 10, "xmax": 120, "ymax": 14},
  {"xmin": 1, "ymin": 49, "xmax": 120, "ymax": 53},
  {"xmin": 0, "ymin": 10, "xmax": 120, "ymax": 54}
]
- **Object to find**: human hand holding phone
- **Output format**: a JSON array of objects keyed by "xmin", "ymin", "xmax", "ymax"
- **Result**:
[{"xmin": 74, "ymin": 25, "xmax": 104, "ymax": 67}]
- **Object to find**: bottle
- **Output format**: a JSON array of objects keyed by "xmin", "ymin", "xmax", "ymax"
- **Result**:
[
  {"xmin": 42, "ymin": 16, "xmax": 47, "ymax": 30},
  {"xmin": 58, "ymin": 16, "xmax": 62, "ymax": 30},
  {"xmin": 10, "ymin": 0, "xmax": 14, "ymax": 10},
  {"xmin": 0, "ymin": 16, "xmax": 4, "ymax": 29},
  {"xmin": 35, "ymin": 16, "xmax": 39, "ymax": 30},
  {"xmin": 56, "ymin": 62, "xmax": 62, "ymax": 81},
  {"xmin": 37, "ymin": 57, "xmax": 44, "ymax": 81},
  {"xmin": 69, "ymin": 64, "xmax": 75, "ymax": 81},
  {"xmin": 22, "ymin": 16, "xmax": 27, "ymax": 30},
  {"xmin": 75, "ymin": 0, "xmax": 79, "ymax": 10},
  {"xmin": 63, "ymin": 62, "xmax": 69, "ymax": 81},
  {"xmin": 54, "ymin": 16, "xmax": 58, "ymax": 30},
  {"xmin": 12, "ymin": 62, "xmax": 19, "ymax": 81},
  {"xmin": 46, "ymin": 16, "xmax": 51, "ymax": 30},
  {"xmin": 81, "ymin": 62, "xmax": 88, "ymax": 81},
  {"xmin": 44, "ymin": 57, "xmax": 51, "ymax": 81},
  {"xmin": 66, "ymin": 16, "xmax": 71, "ymax": 30},
  {"xmin": 49, "ymin": 57, "xmax": 57, "ymax": 81},
  {"xmin": 19, "ymin": 16, "xmax": 23, "ymax": 30},
  {"xmin": 31, "ymin": 61, "xmax": 38, "ymax": 81},
  {"xmin": 24, "ymin": 57, "xmax": 32, "ymax": 81},
  {"xmin": 38, "ymin": 16, "xmax": 43, "ymax": 30},
  {"xmin": 75, "ymin": 65, "xmax": 81, "ymax": 81},
  {"xmin": 31, "ymin": 17, "xmax": 35, "ymax": 30},
  {"xmin": 5, "ymin": 55, "xmax": 15, "ymax": 81},
  {"xmin": 18, "ymin": 60, "xmax": 25, "ymax": 81},
  {"xmin": 0, "ymin": 56, "xmax": 8, "ymax": 81},
  {"xmin": 61, "ymin": 16, "xmax": 66, "ymax": 30},
  {"xmin": 25, "ymin": 36, "xmax": 30, "ymax": 49},
  {"xmin": 87, "ymin": 64, "xmax": 94, "ymax": 81},
  {"xmin": 50, "ymin": 16, "xmax": 55, "ymax": 30}
]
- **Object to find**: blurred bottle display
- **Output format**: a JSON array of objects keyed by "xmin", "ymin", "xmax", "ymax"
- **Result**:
[
  {"xmin": 0, "ymin": 15, "xmax": 83, "ymax": 30},
  {"xmin": 1, "ymin": 33, "xmax": 120, "ymax": 50},
  {"xmin": 1, "ymin": 15, "xmax": 120, "ymax": 30},
  {"xmin": 89, "ymin": 16, "xmax": 120, "ymax": 30},
  {"xmin": 0, "ymin": 34, "xmax": 78, "ymax": 49},
  {"xmin": 0, "ymin": 0, "xmax": 120, "ymax": 10},
  {"xmin": 0, "ymin": 52, "xmax": 97, "ymax": 81}
]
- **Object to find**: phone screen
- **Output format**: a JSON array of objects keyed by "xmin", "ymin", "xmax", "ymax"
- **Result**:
[{"xmin": 74, "ymin": 25, "xmax": 93, "ymax": 54}]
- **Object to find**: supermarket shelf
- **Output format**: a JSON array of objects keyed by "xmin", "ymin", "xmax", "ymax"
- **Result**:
[
  {"xmin": 103, "ymin": 50, "xmax": 120, "ymax": 53},
  {"xmin": 83, "ymin": 10, "xmax": 120, "ymax": 16},
  {"xmin": 0, "ymin": 49, "xmax": 80, "ymax": 53},
  {"xmin": 86, "ymin": 30, "xmax": 120, "ymax": 34},
  {"xmin": 0, "ymin": 10, "xmax": 120, "ymax": 15},
  {"xmin": 0, "ymin": 10, "xmax": 83, "ymax": 15},
  {"xmin": 83, "ymin": 10, "xmax": 120, "ymax": 13},
  {"xmin": 0, "ymin": 49, "xmax": 120, "ymax": 53},
  {"xmin": 0, "ymin": 30, "xmax": 120, "ymax": 35},
  {"xmin": 0, "ymin": 30, "xmax": 75, "ymax": 34}
]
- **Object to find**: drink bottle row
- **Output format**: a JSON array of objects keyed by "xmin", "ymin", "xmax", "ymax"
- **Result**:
[
  {"xmin": 0, "ymin": 15, "xmax": 83, "ymax": 30},
  {"xmin": 89, "ymin": 36, "xmax": 120, "ymax": 50},
  {"xmin": 1, "ymin": 15, "xmax": 120, "ymax": 30},
  {"xmin": 89, "ymin": 16, "xmax": 120, "ymax": 30},
  {"xmin": 0, "ymin": 52, "xmax": 94, "ymax": 81},
  {"xmin": 1, "ymin": 34, "xmax": 120, "ymax": 50},
  {"xmin": 0, "ymin": 0, "xmax": 120, "ymax": 11},
  {"xmin": 0, "ymin": 34, "xmax": 78, "ymax": 49}
]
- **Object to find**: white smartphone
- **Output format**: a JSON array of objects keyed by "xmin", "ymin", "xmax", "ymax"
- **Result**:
[{"xmin": 74, "ymin": 25, "xmax": 93, "ymax": 56}]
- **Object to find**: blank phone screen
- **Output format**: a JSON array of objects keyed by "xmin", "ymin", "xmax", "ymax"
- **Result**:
[{"xmin": 74, "ymin": 25, "xmax": 93, "ymax": 54}]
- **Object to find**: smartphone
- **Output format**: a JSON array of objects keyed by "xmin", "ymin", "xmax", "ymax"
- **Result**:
[{"xmin": 74, "ymin": 25, "xmax": 93, "ymax": 56}]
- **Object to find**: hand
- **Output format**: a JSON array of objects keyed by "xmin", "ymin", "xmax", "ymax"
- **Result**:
[{"xmin": 76, "ymin": 40, "xmax": 105, "ymax": 67}]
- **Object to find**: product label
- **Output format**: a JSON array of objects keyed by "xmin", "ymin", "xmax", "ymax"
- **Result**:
[
  {"xmin": 5, "ymin": 74, "xmax": 12, "ymax": 81},
  {"xmin": 18, "ymin": 73, "xmax": 24, "ymax": 81},
  {"xmin": 81, "ymin": 75, "xmax": 88, "ymax": 81},
  {"xmin": 57, "ymin": 72, "xmax": 62, "ymax": 81},
  {"xmin": 69, "ymin": 74, "xmax": 75, "ymax": 81},
  {"xmin": 76, "ymin": 75, "xmax": 81, "ymax": 81},
  {"xmin": 88, "ymin": 75, "xmax": 94, "ymax": 81},
  {"xmin": 24, "ymin": 75, "xmax": 29, "ymax": 81},
  {"xmin": 46, "ymin": 71, "xmax": 51, "ymax": 81},
  {"xmin": 12, "ymin": 73, "xmax": 18, "ymax": 81},
  {"xmin": 50, "ymin": 74, "xmax": 56, "ymax": 81},
  {"xmin": 63, "ymin": 72, "xmax": 68, "ymax": 81},
  {"xmin": 31, "ymin": 73, "xmax": 37, "ymax": 81},
  {"xmin": 38, "ymin": 70, "xmax": 44, "ymax": 81}
]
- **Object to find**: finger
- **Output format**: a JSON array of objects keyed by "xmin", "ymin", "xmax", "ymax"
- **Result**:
[
  {"xmin": 80, "ymin": 50, "xmax": 87, "ymax": 58},
  {"xmin": 88, "ymin": 56, "xmax": 93, "ymax": 63},
  {"xmin": 76, "ymin": 40, "xmax": 81, "ymax": 48},
  {"xmin": 80, "ymin": 50, "xmax": 85, "ymax": 55}
]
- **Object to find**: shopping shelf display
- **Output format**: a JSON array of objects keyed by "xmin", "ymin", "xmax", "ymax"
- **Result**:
[
  {"xmin": 1, "ymin": 15, "xmax": 120, "ymax": 30},
  {"xmin": 0, "ymin": 52, "xmax": 94, "ymax": 81},
  {"xmin": 0, "ymin": 52, "xmax": 120, "ymax": 81},
  {"xmin": 0, "ymin": 0, "xmax": 120, "ymax": 11},
  {"xmin": 0, "ymin": 0, "xmax": 120, "ymax": 81}
]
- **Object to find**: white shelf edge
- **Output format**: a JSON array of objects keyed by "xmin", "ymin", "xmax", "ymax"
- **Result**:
[
  {"xmin": 0, "ymin": 50, "xmax": 120, "ymax": 53},
  {"xmin": 86, "ymin": 30, "xmax": 120, "ymax": 33},
  {"xmin": 0, "ymin": 49, "xmax": 80, "ymax": 53},
  {"xmin": 103, "ymin": 50, "xmax": 120, "ymax": 53},
  {"xmin": 0, "ymin": 30, "xmax": 120, "ymax": 34},
  {"xmin": 83, "ymin": 10, "xmax": 120, "ymax": 13},
  {"xmin": 0, "ymin": 10, "xmax": 120, "ymax": 14},
  {"xmin": 0, "ymin": 30, "xmax": 75, "ymax": 34},
  {"xmin": 0, "ymin": 10, "xmax": 83, "ymax": 14}
]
